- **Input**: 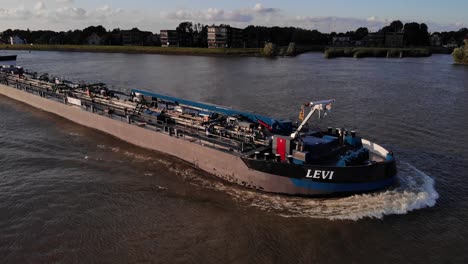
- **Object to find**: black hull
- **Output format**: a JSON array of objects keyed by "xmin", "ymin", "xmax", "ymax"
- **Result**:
[
  {"xmin": 242, "ymin": 157, "xmax": 397, "ymax": 194},
  {"xmin": 0, "ymin": 55, "xmax": 17, "ymax": 61}
]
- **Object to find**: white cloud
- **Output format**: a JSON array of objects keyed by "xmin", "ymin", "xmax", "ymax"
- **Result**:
[
  {"xmin": 89, "ymin": 5, "xmax": 123, "ymax": 20},
  {"xmin": 163, "ymin": 3, "xmax": 279, "ymax": 23},
  {"xmin": 53, "ymin": 6, "xmax": 86, "ymax": 19},
  {"xmin": 427, "ymin": 21, "xmax": 467, "ymax": 32},
  {"xmin": 0, "ymin": 6, "xmax": 32, "ymax": 19},
  {"xmin": 164, "ymin": 7, "xmax": 253, "ymax": 22},
  {"xmin": 34, "ymin": 1, "xmax": 46, "ymax": 11},
  {"xmin": 293, "ymin": 16, "xmax": 389, "ymax": 32},
  {"xmin": 33, "ymin": 1, "xmax": 48, "ymax": 17},
  {"xmin": 205, "ymin": 8, "xmax": 226, "ymax": 20},
  {"xmin": 27, "ymin": 4, "xmax": 123, "ymax": 24},
  {"xmin": 56, "ymin": 0, "xmax": 74, "ymax": 3},
  {"xmin": 96, "ymin": 5, "xmax": 112, "ymax": 13},
  {"xmin": 252, "ymin": 3, "xmax": 278, "ymax": 15}
]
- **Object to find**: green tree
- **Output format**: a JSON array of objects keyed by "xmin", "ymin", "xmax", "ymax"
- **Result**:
[
  {"xmin": 286, "ymin": 42, "xmax": 296, "ymax": 56},
  {"xmin": 354, "ymin": 27, "xmax": 369, "ymax": 40},
  {"xmin": 262, "ymin": 42, "xmax": 277, "ymax": 57},
  {"xmin": 390, "ymin": 20, "xmax": 404, "ymax": 32},
  {"xmin": 452, "ymin": 38, "xmax": 468, "ymax": 64},
  {"xmin": 404, "ymin": 22, "xmax": 429, "ymax": 46},
  {"xmin": 176, "ymin": 22, "xmax": 194, "ymax": 47}
]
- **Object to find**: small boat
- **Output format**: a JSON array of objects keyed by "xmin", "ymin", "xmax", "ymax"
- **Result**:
[{"xmin": 0, "ymin": 55, "xmax": 17, "ymax": 61}]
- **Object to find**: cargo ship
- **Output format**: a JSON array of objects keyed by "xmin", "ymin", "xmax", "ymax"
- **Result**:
[{"xmin": 0, "ymin": 66, "xmax": 397, "ymax": 196}]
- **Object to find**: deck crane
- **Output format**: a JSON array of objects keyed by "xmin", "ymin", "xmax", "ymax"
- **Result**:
[{"xmin": 290, "ymin": 99, "xmax": 335, "ymax": 139}]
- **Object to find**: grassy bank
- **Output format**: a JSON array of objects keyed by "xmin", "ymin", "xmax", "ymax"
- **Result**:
[
  {"xmin": 0, "ymin": 44, "xmax": 262, "ymax": 57},
  {"xmin": 324, "ymin": 47, "xmax": 432, "ymax": 59},
  {"xmin": 452, "ymin": 40, "xmax": 468, "ymax": 65}
]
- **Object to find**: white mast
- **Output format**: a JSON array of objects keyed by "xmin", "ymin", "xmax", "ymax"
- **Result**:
[{"xmin": 290, "ymin": 100, "xmax": 335, "ymax": 139}]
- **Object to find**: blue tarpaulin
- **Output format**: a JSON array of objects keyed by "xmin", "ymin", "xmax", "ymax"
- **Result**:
[{"xmin": 132, "ymin": 89, "xmax": 291, "ymax": 133}]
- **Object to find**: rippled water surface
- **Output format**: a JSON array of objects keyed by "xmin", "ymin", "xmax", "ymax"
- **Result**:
[{"xmin": 0, "ymin": 50, "xmax": 467, "ymax": 263}]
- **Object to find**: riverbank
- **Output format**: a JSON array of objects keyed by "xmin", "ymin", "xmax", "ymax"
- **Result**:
[
  {"xmin": 0, "ymin": 44, "xmax": 263, "ymax": 57},
  {"xmin": 324, "ymin": 47, "xmax": 432, "ymax": 59},
  {"xmin": 452, "ymin": 39, "xmax": 468, "ymax": 65}
]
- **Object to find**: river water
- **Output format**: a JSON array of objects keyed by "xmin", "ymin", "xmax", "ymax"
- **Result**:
[{"xmin": 0, "ymin": 50, "xmax": 467, "ymax": 263}]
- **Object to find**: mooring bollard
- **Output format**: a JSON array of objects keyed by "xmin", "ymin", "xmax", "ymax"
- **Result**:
[
  {"xmin": 275, "ymin": 154, "xmax": 281, "ymax": 162},
  {"xmin": 254, "ymin": 151, "xmax": 260, "ymax": 159}
]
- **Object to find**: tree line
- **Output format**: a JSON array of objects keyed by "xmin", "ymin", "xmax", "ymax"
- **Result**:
[
  {"xmin": 1, "ymin": 26, "xmax": 159, "ymax": 46},
  {"xmin": 1, "ymin": 21, "xmax": 467, "ymax": 48}
]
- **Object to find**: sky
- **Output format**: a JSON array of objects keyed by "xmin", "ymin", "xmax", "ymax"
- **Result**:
[{"xmin": 0, "ymin": 0, "xmax": 466, "ymax": 33}]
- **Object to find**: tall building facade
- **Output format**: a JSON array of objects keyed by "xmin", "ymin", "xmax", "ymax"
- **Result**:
[
  {"xmin": 207, "ymin": 26, "xmax": 243, "ymax": 48},
  {"xmin": 160, "ymin": 30, "xmax": 179, "ymax": 47}
]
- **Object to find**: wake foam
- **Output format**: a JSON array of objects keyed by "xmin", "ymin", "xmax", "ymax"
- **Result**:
[
  {"xmin": 68, "ymin": 132, "xmax": 82, "ymax": 137},
  {"xmin": 188, "ymin": 161, "xmax": 439, "ymax": 220},
  {"xmin": 90, "ymin": 145, "xmax": 438, "ymax": 220}
]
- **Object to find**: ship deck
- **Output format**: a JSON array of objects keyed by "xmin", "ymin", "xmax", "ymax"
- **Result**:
[{"xmin": 0, "ymin": 72, "xmax": 265, "ymax": 156}]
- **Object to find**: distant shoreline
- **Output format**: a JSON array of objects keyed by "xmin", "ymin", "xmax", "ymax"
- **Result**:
[
  {"xmin": 0, "ymin": 44, "xmax": 452, "ymax": 59},
  {"xmin": 0, "ymin": 44, "xmax": 263, "ymax": 57},
  {"xmin": 324, "ymin": 47, "xmax": 435, "ymax": 59}
]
